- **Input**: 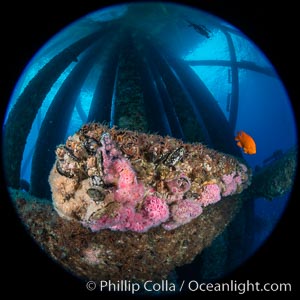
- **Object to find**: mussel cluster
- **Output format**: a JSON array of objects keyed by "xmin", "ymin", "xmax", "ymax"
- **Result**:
[{"xmin": 55, "ymin": 133, "xmax": 106, "ymax": 203}]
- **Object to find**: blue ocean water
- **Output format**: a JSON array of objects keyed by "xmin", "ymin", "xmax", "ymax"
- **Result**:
[{"xmin": 2, "ymin": 2, "xmax": 298, "ymax": 280}]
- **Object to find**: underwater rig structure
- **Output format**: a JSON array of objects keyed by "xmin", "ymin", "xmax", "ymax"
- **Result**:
[
  {"xmin": 3, "ymin": 4, "xmax": 296, "ymax": 283},
  {"xmin": 3, "ymin": 23, "xmax": 279, "ymax": 197}
]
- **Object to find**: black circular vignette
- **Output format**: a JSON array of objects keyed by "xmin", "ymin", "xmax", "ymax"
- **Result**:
[{"xmin": 0, "ymin": 0, "xmax": 298, "ymax": 298}]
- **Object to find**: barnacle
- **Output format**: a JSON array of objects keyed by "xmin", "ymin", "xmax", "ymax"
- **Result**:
[
  {"xmin": 163, "ymin": 147, "xmax": 185, "ymax": 167},
  {"xmin": 87, "ymin": 187, "xmax": 106, "ymax": 203}
]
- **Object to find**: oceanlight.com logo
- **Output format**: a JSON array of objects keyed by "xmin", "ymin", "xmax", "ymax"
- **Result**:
[
  {"xmin": 187, "ymin": 280, "xmax": 292, "ymax": 294},
  {"xmin": 86, "ymin": 279, "xmax": 292, "ymax": 294}
]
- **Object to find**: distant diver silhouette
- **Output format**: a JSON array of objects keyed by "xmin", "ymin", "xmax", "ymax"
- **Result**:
[{"xmin": 186, "ymin": 20, "xmax": 211, "ymax": 38}]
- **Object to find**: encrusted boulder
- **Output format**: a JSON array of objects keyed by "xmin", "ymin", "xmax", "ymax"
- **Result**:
[
  {"xmin": 3, "ymin": 123, "xmax": 254, "ymax": 282},
  {"xmin": 49, "ymin": 123, "xmax": 251, "ymax": 232}
]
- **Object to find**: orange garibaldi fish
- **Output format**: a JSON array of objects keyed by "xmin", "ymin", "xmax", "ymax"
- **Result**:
[{"xmin": 235, "ymin": 130, "xmax": 256, "ymax": 155}]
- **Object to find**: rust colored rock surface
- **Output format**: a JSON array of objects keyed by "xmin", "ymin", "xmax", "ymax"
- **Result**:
[{"xmin": 13, "ymin": 189, "xmax": 241, "ymax": 282}]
